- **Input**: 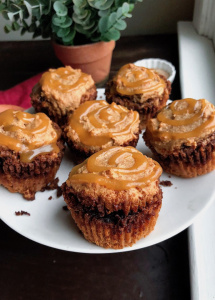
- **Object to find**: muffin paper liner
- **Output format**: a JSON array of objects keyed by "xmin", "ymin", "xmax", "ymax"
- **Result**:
[
  {"xmin": 69, "ymin": 200, "xmax": 162, "ymax": 249},
  {"xmin": 63, "ymin": 185, "xmax": 162, "ymax": 249},
  {"xmin": 143, "ymin": 131, "xmax": 215, "ymax": 178}
]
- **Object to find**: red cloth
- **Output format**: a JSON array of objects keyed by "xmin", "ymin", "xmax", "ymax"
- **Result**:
[{"xmin": 0, "ymin": 73, "xmax": 42, "ymax": 109}]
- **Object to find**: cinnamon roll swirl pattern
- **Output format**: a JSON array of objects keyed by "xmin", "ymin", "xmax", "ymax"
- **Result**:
[
  {"xmin": 62, "ymin": 146, "xmax": 163, "ymax": 249},
  {"xmin": 144, "ymin": 98, "xmax": 215, "ymax": 178},
  {"xmin": 105, "ymin": 63, "xmax": 171, "ymax": 130},
  {"xmin": 63, "ymin": 100, "xmax": 140, "ymax": 160}
]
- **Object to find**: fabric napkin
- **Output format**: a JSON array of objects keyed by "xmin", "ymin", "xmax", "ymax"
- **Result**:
[{"xmin": 0, "ymin": 73, "xmax": 42, "ymax": 109}]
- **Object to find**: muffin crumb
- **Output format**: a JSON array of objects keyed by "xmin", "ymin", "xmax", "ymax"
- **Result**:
[
  {"xmin": 160, "ymin": 180, "xmax": 173, "ymax": 187},
  {"xmin": 62, "ymin": 205, "xmax": 69, "ymax": 211},
  {"xmin": 15, "ymin": 210, "xmax": 30, "ymax": 216}
]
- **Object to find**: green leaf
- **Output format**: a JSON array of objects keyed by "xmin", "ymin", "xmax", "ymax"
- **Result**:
[
  {"xmin": 21, "ymin": 27, "xmax": 27, "ymax": 35},
  {"xmin": 53, "ymin": 1, "xmax": 68, "ymax": 17},
  {"xmin": 29, "ymin": 22, "xmax": 37, "ymax": 32},
  {"xmin": 0, "ymin": 4, "xmax": 6, "ymax": 12},
  {"xmin": 52, "ymin": 14, "xmax": 66, "ymax": 26},
  {"xmin": 62, "ymin": 27, "xmax": 76, "ymax": 43},
  {"xmin": 20, "ymin": 5, "xmax": 30, "ymax": 19},
  {"xmin": 22, "ymin": 19, "xmax": 29, "ymax": 29},
  {"xmin": 4, "ymin": 24, "xmax": 12, "ymax": 33},
  {"xmin": 12, "ymin": 21, "xmax": 20, "ymax": 30},
  {"xmin": 101, "ymin": 28, "xmax": 120, "ymax": 41},
  {"xmin": 73, "ymin": 0, "xmax": 87, "ymax": 8},
  {"xmin": 33, "ymin": 27, "xmax": 42, "ymax": 38},
  {"xmin": 8, "ymin": 4, "xmax": 21, "ymax": 13},
  {"xmin": 1, "ymin": 10, "xmax": 10, "ymax": 20},
  {"xmin": 121, "ymin": 2, "xmax": 130, "ymax": 14},
  {"xmin": 32, "ymin": 7, "xmax": 41, "ymax": 19},
  {"xmin": 56, "ymin": 26, "xmax": 70, "ymax": 38},
  {"xmin": 25, "ymin": 0, "xmax": 40, "ymax": 6},
  {"xmin": 59, "ymin": 16, "xmax": 73, "ymax": 28},
  {"xmin": 114, "ymin": 19, "xmax": 126, "ymax": 30},
  {"xmin": 88, "ymin": 0, "xmax": 114, "ymax": 10},
  {"xmin": 98, "ymin": 15, "xmax": 109, "ymax": 33},
  {"xmin": 98, "ymin": 8, "xmax": 110, "ymax": 17}
]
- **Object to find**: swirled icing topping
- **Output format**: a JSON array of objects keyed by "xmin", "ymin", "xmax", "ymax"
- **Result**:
[
  {"xmin": 67, "ymin": 146, "xmax": 162, "ymax": 190},
  {"xmin": 0, "ymin": 110, "xmax": 60, "ymax": 162},
  {"xmin": 66, "ymin": 100, "xmax": 140, "ymax": 147},
  {"xmin": 114, "ymin": 64, "xmax": 165, "ymax": 96},
  {"xmin": 39, "ymin": 66, "xmax": 95, "ymax": 111},
  {"xmin": 147, "ymin": 98, "xmax": 215, "ymax": 142}
]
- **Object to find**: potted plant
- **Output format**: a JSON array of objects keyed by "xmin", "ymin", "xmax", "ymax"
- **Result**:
[{"xmin": 0, "ymin": 0, "xmax": 142, "ymax": 83}]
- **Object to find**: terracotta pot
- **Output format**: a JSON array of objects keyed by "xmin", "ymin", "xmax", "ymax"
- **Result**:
[{"xmin": 52, "ymin": 40, "xmax": 115, "ymax": 84}]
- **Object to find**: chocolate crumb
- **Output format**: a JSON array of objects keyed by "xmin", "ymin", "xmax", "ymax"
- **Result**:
[
  {"xmin": 15, "ymin": 210, "xmax": 30, "ymax": 216},
  {"xmin": 48, "ymin": 196, "xmax": 52, "ymax": 200},
  {"xmin": 175, "ymin": 187, "xmax": 177, "ymax": 189},
  {"xmin": 62, "ymin": 205, "xmax": 69, "ymax": 211},
  {"xmin": 57, "ymin": 186, "xmax": 62, "ymax": 198},
  {"xmin": 168, "ymin": 175, "xmax": 171, "ymax": 178},
  {"xmin": 160, "ymin": 180, "xmax": 173, "ymax": 187},
  {"xmin": 44, "ymin": 177, "xmax": 59, "ymax": 191}
]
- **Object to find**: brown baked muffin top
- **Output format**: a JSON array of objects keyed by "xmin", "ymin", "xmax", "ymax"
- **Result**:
[
  {"xmin": 65, "ymin": 146, "xmax": 162, "ymax": 215},
  {"xmin": 64, "ymin": 100, "xmax": 140, "ymax": 153},
  {"xmin": 111, "ymin": 63, "xmax": 166, "ymax": 102},
  {"xmin": 37, "ymin": 66, "xmax": 96, "ymax": 115},
  {"xmin": 145, "ymin": 98, "xmax": 215, "ymax": 154},
  {"xmin": 0, "ymin": 109, "xmax": 62, "ymax": 162}
]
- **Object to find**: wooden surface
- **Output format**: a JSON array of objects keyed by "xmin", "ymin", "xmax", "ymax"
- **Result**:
[{"xmin": 0, "ymin": 35, "xmax": 190, "ymax": 300}]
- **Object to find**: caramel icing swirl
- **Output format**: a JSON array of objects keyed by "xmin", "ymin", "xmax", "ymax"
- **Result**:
[
  {"xmin": 0, "ymin": 109, "xmax": 60, "ymax": 162},
  {"xmin": 68, "ymin": 146, "xmax": 162, "ymax": 190},
  {"xmin": 114, "ymin": 64, "xmax": 166, "ymax": 96},
  {"xmin": 147, "ymin": 98, "xmax": 215, "ymax": 141},
  {"xmin": 39, "ymin": 66, "xmax": 95, "ymax": 112},
  {"xmin": 67, "ymin": 100, "xmax": 140, "ymax": 147},
  {"xmin": 40, "ymin": 66, "xmax": 92, "ymax": 94}
]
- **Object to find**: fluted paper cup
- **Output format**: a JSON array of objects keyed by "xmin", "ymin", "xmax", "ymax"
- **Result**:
[{"xmin": 134, "ymin": 58, "xmax": 176, "ymax": 83}]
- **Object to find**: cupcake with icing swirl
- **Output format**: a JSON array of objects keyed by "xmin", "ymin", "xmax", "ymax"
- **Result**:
[
  {"xmin": 105, "ymin": 63, "xmax": 171, "ymax": 130},
  {"xmin": 143, "ymin": 98, "xmax": 215, "ymax": 177},
  {"xmin": 0, "ymin": 109, "xmax": 65, "ymax": 200},
  {"xmin": 63, "ymin": 100, "xmax": 140, "ymax": 162},
  {"xmin": 31, "ymin": 66, "xmax": 97, "ymax": 125},
  {"xmin": 62, "ymin": 146, "xmax": 163, "ymax": 249}
]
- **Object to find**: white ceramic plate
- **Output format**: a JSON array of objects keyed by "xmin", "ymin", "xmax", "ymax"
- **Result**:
[{"xmin": 0, "ymin": 88, "xmax": 215, "ymax": 254}]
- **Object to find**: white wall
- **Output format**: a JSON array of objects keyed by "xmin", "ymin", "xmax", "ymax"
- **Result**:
[{"xmin": 0, "ymin": 0, "xmax": 194, "ymax": 41}]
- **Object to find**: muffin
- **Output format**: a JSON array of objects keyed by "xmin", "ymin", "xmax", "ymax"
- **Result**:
[
  {"xmin": 105, "ymin": 63, "xmax": 171, "ymax": 129},
  {"xmin": 0, "ymin": 109, "xmax": 65, "ymax": 200},
  {"xmin": 62, "ymin": 146, "xmax": 162, "ymax": 249},
  {"xmin": 63, "ymin": 100, "xmax": 140, "ymax": 161},
  {"xmin": 31, "ymin": 66, "xmax": 97, "ymax": 125},
  {"xmin": 143, "ymin": 98, "xmax": 215, "ymax": 178}
]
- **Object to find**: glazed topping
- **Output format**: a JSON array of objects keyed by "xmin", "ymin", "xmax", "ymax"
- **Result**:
[
  {"xmin": 39, "ymin": 66, "xmax": 95, "ymax": 112},
  {"xmin": 68, "ymin": 146, "xmax": 162, "ymax": 190},
  {"xmin": 40, "ymin": 66, "xmax": 91, "ymax": 93},
  {"xmin": 114, "ymin": 64, "xmax": 165, "ymax": 96},
  {"xmin": 67, "ymin": 100, "xmax": 140, "ymax": 147},
  {"xmin": 0, "ymin": 109, "xmax": 60, "ymax": 162},
  {"xmin": 147, "ymin": 98, "xmax": 215, "ymax": 141}
]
